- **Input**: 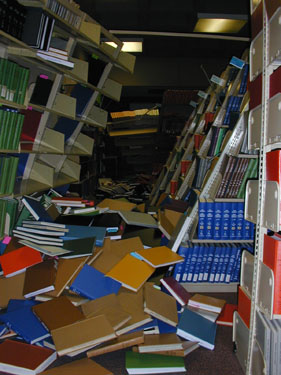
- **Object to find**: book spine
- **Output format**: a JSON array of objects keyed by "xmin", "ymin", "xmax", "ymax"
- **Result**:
[
  {"xmin": 208, "ymin": 245, "xmax": 221, "ymax": 283},
  {"xmin": 173, "ymin": 245, "xmax": 188, "ymax": 282},
  {"xmin": 213, "ymin": 201, "xmax": 222, "ymax": 240},
  {"xmin": 214, "ymin": 244, "xmax": 225, "ymax": 283},
  {"xmin": 192, "ymin": 244, "xmax": 204, "ymax": 282},
  {"xmin": 198, "ymin": 245, "xmax": 208, "ymax": 282},
  {"xmin": 203, "ymin": 244, "xmax": 214, "ymax": 282},
  {"xmin": 225, "ymin": 245, "xmax": 237, "ymax": 283},
  {"xmin": 187, "ymin": 244, "xmax": 199, "ymax": 282},
  {"xmin": 205, "ymin": 199, "xmax": 214, "ymax": 239},
  {"xmin": 198, "ymin": 198, "xmax": 206, "ymax": 239},
  {"xmin": 181, "ymin": 246, "xmax": 192, "ymax": 282},
  {"xmin": 230, "ymin": 245, "xmax": 242, "ymax": 282},
  {"xmin": 236, "ymin": 202, "xmax": 244, "ymax": 240},
  {"xmin": 230, "ymin": 202, "xmax": 238, "ymax": 240},
  {"xmin": 219, "ymin": 244, "xmax": 231, "ymax": 283},
  {"xmin": 221, "ymin": 202, "xmax": 231, "ymax": 240}
]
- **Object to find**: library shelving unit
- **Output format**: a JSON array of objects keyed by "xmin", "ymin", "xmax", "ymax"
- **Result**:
[
  {"xmin": 233, "ymin": 0, "xmax": 281, "ymax": 374},
  {"xmin": 149, "ymin": 50, "xmax": 257, "ymax": 293},
  {"xmin": 0, "ymin": 0, "xmax": 136, "ymax": 199}
]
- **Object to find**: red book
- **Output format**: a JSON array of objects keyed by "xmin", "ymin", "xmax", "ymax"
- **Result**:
[
  {"xmin": 0, "ymin": 339, "xmax": 56, "ymax": 375},
  {"xmin": 0, "ymin": 246, "xmax": 42, "ymax": 277},
  {"xmin": 237, "ymin": 286, "xmax": 251, "ymax": 329},
  {"xmin": 263, "ymin": 233, "xmax": 281, "ymax": 317},
  {"xmin": 160, "ymin": 276, "xmax": 192, "ymax": 306},
  {"xmin": 216, "ymin": 303, "xmax": 238, "ymax": 326},
  {"xmin": 266, "ymin": 150, "xmax": 281, "ymax": 224},
  {"xmin": 249, "ymin": 73, "xmax": 262, "ymax": 110},
  {"xmin": 270, "ymin": 65, "xmax": 281, "ymax": 98},
  {"xmin": 20, "ymin": 109, "xmax": 42, "ymax": 146}
]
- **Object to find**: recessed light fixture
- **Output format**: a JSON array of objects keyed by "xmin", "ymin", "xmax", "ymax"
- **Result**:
[{"xmin": 194, "ymin": 13, "xmax": 248, "ymax": 33}]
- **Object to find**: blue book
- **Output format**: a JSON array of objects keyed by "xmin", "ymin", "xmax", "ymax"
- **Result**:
[
  {"xmin": 203, "ymin": 244, "xmax": 215, "ymax": 282},
  {"xmin": 181, "ymin": 246, "xmax": 193, "ymax": 282},
  {"xmin": 214, "ymin": 244, "xmax": 225, "ymax": 283},
  {"xmin": 127, "ymin": 318, "xmax": 159, "ymax": 335},
  {"xmin": 7, "ymin": 299, "xmax": 39, "ymax": 312},
  {"xmin": 230, "ymin": 202, "xmax": 238, "ymax": 240},
  {"xmin": 0, "ymin": 324, "xmax": 7, "ymax": 337},
  {"xmin": 232, "ymin": 245, "xmax": 242, "ymax": 282},
  {"xmin": 236, "ymin": 202, "xmax": 244, "ymax": 239},
  {"xmin": 22, "ymin": 196, "xmax": 53, "ymax": 222},
  {"xmin": 192, "ymin": 245, "xmax": 204, "ymax": 283},
  {"xmin": 242, "ymin": 218, "xmax": 251, "ymax": 240},
  {"xmin": 219, "ymin": 244, "xmax": 231, "ymax": 283},
  {"xmin": 198, "ymin": 245, "xmax": 208, "ymax": 282},
  {"xmin": 221, "ymin": 202, "xmax": 231, "ymax": 240},
  {"xmin": 213, "ymin": 201, "xmax": 222, "ymax": 240},
  {"xmin": 225, "ymin": 245, "xmax": 238, "ymax": 283},
  {"xmin": 70, "ymin": 264, "xmax": 122, "ymax": 300},
  {"xmin": 250, "ymin": 222, "xmax": 255, "ymax": 240},
  {"xmin": 53, "ymin": 117, "xmax": 79, "ymax": 141},
  {"xmin": 70, "ymin": 83, "xmax": 93, "ymax": 116},
  {"xmin": 205, "ymin": 199, "xmax": 214, "ymax": 239},
  {"xmin": 157, "ymin": 318, "xmax": 177, "ymax": 334},
  {"xmin": 62, "ymin": 225, "xmax": 107, "ymax": 246},
  {"xmin": 172, "ymin": 245, "xmax": 189, "ymax": 282},
  {"xmin": 187, "ymin": 244, "xmax": 199, "ymax": 282},
  {"xmin": 198, "ymin": 198, "xmax": 207, "ymax": 239},
  {"xmin": 0, "ymin": 306, "xmax": 50, "ymax": 344},
  {"xmin": 208, "ymin": 245, "xmax": 222, "ymax": 283},
  {"xmin": 177, "ymin": 307, "xmax": 217, "ymax": 350}
]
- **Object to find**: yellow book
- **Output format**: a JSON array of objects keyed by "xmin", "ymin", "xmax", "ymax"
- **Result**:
[{"xmin": 135, "ymin": 246, "xmax": 185, "ymax": 268}]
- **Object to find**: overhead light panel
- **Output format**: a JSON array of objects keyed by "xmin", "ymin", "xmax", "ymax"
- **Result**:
[
  {"xmin": 105, "ymin": 40, "xmax": 143, "ymax": 52},
  {"xmin": 194, "ymin": 13, "xmax": 248, "ymax": 33}
]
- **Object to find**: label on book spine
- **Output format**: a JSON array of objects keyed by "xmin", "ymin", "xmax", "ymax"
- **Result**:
[
  {"xmin": 189, "ymin": 100, "xmax": 198, "ymax": 108},
  {"xmin": 197, "ymin": 90, "xmax": 208, "ymax": 99},
  {"xmin": 211, "ymin": 75, "xmax": 226, "ymax": 87},
  {"xmin": 230, "ymin": 56, "xmax": 245, "ymax": 69}
]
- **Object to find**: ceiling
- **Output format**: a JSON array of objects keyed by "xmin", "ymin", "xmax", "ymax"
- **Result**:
[{"xmin": 75, "ymin": 0, "xmax": 251, "ymax": 107}]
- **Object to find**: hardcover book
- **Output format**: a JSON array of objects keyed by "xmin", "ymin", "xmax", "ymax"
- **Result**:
[
  {"xmin": 135, "ymin": 246, "xmax": 184, "ymax": 268},
  {"xmin": 39, "ymin": 358, "xmax": 113, "ymax": 375}
]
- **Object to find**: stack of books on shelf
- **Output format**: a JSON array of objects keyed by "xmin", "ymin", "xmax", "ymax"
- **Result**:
[{"xmin": 0, "ymin": 0, "xmax": 26, "ymax": 40}]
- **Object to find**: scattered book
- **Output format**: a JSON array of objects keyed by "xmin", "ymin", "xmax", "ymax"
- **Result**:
[
  {"xmin": 160, "ymin": 276, "xmax": 192, "ymax": 306},
  {"xmin": 137, "ymin": 333, "xmax": 186, "ymax": 353},
  {"xmin": 144, "ymin": 283, "xmax": 178, "ymax": 327},
  {"xmin": 70, "ymin": 264, "xmax": 122, "ymax": 300},
  {"xmin": 87, "ymin": 331, "xmax": 144, "ymax": 358},
  {"xmin": 118, "ymin": 210, "xmax": 158, "ymax": 228},
  {"xmin": 177, "ymin": 307, "xmax": 217, "ymax": 350},
  {"xmin": 106, "ymin": 254, "xmax": 155, "ymax": 292},
  {"xmin": 186, "ymin": 305, "xmax": 219, "ymax": 323},
  {"xmin": 0, "ymin": 339, "xmax": 57, "ymax": 375},
  {"xmin": 50, "ymin": 314, "xmax": 116, "ymax": 356},
  {"xmin": 134, "ymin": 246, "xmax": 184, "ymax": 268},
  {"xmin": 0, "ymin": 272, "xmax": 25, "ymax": 309},
  {"xmin": 39, "ymin": 357, "xmax": 113, "ymax": 375},
  {"xmin": 23, "ymin": 259, "xmax": 57, "ymax": 298},
  {"xmin": 32, "ymin": 295, "xmax": 85, "ymax": 331},
  {"xmin": 188, "ymin": 293, "xmax": 226, "ymax": 313},
  {"xmin": 133, "ymin": 340, "xmax": 200, "ymax": 357},
  {"xmin": 216, "ymin": 303, "xmax": 238, "ymax": 326},
  {"xmin": 21, "ymin": 196, "xmax": 54, "ymax": 222},
  {"xmin": 125, "ymin": 351, "xmax": 186, "ymax": 374},
  {"xmin": 18, "ymin": 240, "xmax": 72, "ymax": 257}
]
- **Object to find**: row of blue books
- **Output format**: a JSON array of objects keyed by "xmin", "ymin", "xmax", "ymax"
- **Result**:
[
  {"xmin": 223, "ymin": 95, "xmax": 243, "ymax": 125},
  {"xmin": 238, "ymin": 63, "xmax": 249, "ymax": 96},
  {"xmin": 198, "ymin": 200, "xmax": 255, "ymax": 240},
  {"xmin": 173, "ymin": 243, "xmax": 253, "ymax": 284}
]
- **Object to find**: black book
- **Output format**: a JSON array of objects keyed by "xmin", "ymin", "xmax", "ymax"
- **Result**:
[
  {"xmin": 21, "ymin": 7, "xmax": 47, "ymax": 48},
  {"xmin": 30, "ymin": 76, "xmax": 53, "ymax": 106}
]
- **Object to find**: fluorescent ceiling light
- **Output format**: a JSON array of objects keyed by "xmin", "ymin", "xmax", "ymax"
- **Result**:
[
  {"xmin": 105, "ymin": 41, "xmax": 143, "ymax": 52},
  {"xmin": 194, "ymin": 13, "xmax": 248, "ymax": 33}
]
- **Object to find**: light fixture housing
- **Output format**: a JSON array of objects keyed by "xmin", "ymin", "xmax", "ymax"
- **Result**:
[
  {"xmin": 104, "ymin": 39, "xmax": 143, "ymax": 52},
  {"xmin": 194, "ymin": 13, "xmax": 248, "ymax": 33}
]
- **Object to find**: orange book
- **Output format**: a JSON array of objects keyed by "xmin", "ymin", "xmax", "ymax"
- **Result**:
[
  {"xmin": 237, "ymin": 286, "xmax": 251, "ymax": 328},
  {"xmin": 216, "ymin": 303, "xmax": 238, "ymax": 326},
  {"xmin": 135, "ymin": 246, "xmax": 184, "ymax": 268},
  {"xmin": 106, "ymin": 254, "xmax": 155, "ymax": 292},
  {"xmin": 0, "ymin": 246, "xmax": 42, "ymax": 277},
  {"xmin": 263, "ymin": 233, "xmax": 281, "ymax": 316}
]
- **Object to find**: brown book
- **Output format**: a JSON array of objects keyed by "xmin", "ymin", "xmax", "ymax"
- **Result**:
[
  {"xmin": 143, "ymin": 283, "xmax": 178, "ymax": 327},
  {"xmin": 97, "ymin": 198, "xmax": 136, "ymax": 212},
  {"xmin": 40, "ymin": 358, "xmax": 113, "ymax": 375},
  {"xmin": 132, "ymin": 340, "xmax": 200, "ymax": 357},
  {"xmin": 188, "ymin": 293, "xmax": 226, "ymax": 313},
  {"xmin": 137, "ymin": 333, "xmax": 186, "ymax": 353},
  {"xmin": 87, "ymin": 331, "xmax": 144, "ymax": 358},
  {"xmin": 32, "ymin": 295, "xmax": 85, "ymax": 331},
  {"xmin": 51, "ymin": 315, "xmax": 116, "ymax": 356},
  {"xmin": 81, "ymin": 293, "xmax": 131, "ymax": 330},
  {"xmin": 0, "ymin": 339, "xmax": 57, "ymax": 374},
  {"xmin": 23, "ymin": 259, "xmax": 57, "ymax": 298},
  {"xmin": 46, "ymin": 257, "xmax": 88, "ymax": 297},
  {"xmin": 0, "ymin": 273, "xmax": 25, "ymax": 309},
  {"xmin": 116, "ymin": 287, "xmax": 152, "ymax": 336}
]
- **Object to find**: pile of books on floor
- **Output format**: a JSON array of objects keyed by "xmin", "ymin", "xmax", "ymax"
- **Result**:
[{"xmin": 0, "ymin": 192, "xmax": 238, "ymax": 374}]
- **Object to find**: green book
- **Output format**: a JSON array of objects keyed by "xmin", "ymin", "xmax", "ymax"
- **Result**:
[
  {"xmin": 9, "ymin": 62, "xmax": 20, "ymax": 103},
  {"xmin": 5, "ymin": 156, "xmax": 19, "ymax": 195},
  {"xmin": 0, "ymin": 157, "xmax": 10, "ymax": 195},
  {"xmin": 125, "ymin": 352, "xmax": 186, "ymax": 374},
  {"xmin": 0, "ymin": 109, "xmax": 5, "ymax": 149},
  {"xmin": 0, "ymin": 199, "xmax": 7, "ymax": 238},
  {"xmin": 18, "ymin": 67, "xmax": 30, "ymax": 105},
  {"xmin": 11, "ymin": 113, "xmax": 25, "ymax": 150},
  {"xmin": 16, "ymin": 205, "xmax": 33, "ymax": 227},
  {"xmin": 5, "ymin": 61, "xmax": 17, "ymax": 102},
  {"xmin": 0, "ymin": 58, "xmax": 5, "ymax": 94},
  {"xmin": 4, "ymin": 198, "xmax": 19, "ymax": 235},
  {"xmin": 0, "ymin": 59, "xmax": 9, "ymax": 99},
  {"xmin": 13, "ymin": 65, "xmax": 23, "ymax": 104},
  {"xmin": 236, "ymin": 158, "xmax": 257, "ymax": 199},
  {"xmin": 214, "ymin": 128, "xmax": 226, "ymax": 156},
  {"xmin": 4, "ymin": 110, "xmax": 17, "ymax": 150}
]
